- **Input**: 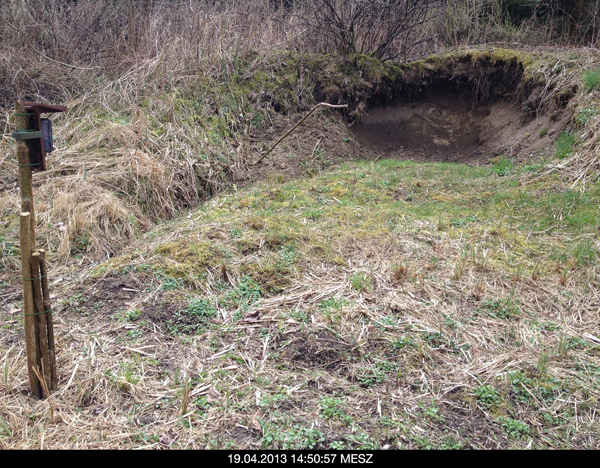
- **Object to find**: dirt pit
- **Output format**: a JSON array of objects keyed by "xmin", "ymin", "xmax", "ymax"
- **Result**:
[{"xmin": 350, "ymin": 84, "xmax": 557, "ymax": 164}]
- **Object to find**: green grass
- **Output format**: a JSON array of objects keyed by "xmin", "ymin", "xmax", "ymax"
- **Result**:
[
  {"xmin": 583, "ymin": 68, "xmax": 600, "ymax": 92},
  {"xmin": 103, "ymin": 158, "xmax": 600, "ymax": 308},
  {"xmin": 491, "ymin": 156, "xmax": 513, "ymax": 176},
  {"xmin": 555, "ymin": 130, "xmax": 577, "ymax": 159}
]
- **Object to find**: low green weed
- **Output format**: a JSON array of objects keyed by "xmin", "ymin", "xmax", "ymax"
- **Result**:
[
  {"xmin": 319, "ymin": 396, "xmax": 352, "ymax": 424},
  {"xmin": 351, "ymin": 272, "xmax": 372, "ymax": 292},
  {"xmin": 491, "ymin": 157, "xmax": 513, "ymax": 176},
  {"xmin": 478, "ymin": 297, "xmax": 520, "ymax": 320},
  {"xmin": 167, "ymin": 297, "xmax": 217, "ymax": 335},
  {"xmin": 473, "ymin": 385, "xmax": 501, "ymax": 410},
  {"xmin": 555, "ymin": 131, "xmax": 577, "ymax": 159},
  {"xmin": 576, "ymin": 105, "xmax": 597, "ymax": 126},
  {"xmin": 496, "ymin": 416, "xmax": 530, "ymax": 439}
]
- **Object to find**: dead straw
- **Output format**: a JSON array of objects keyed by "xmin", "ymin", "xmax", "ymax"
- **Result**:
[{"xmin": 253, "ymin": 103, "xmax": 348, "ymax": 165}]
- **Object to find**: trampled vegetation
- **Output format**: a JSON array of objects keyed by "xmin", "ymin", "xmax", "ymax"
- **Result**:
[{"xmin": 0, "ymin": 0, "xmax": 599, "ymax": 449}]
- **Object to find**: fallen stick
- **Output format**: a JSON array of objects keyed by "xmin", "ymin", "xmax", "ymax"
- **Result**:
[{"xmin": 253, "ymin": 102, "xmax": 348, "ymax": 165}]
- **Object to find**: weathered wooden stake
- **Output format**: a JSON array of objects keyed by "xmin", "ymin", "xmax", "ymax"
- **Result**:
[
  {"xmin": 15, "ymin": 101, "xmax": 48, "ymax": 398},
  {"xmin": 15, "ymin": 102, "xmax": 37, "ymax": 246},
  {"xmin": 38, "ymin": 249, "xmax": 57, "ymax": 390},
  {"xmin": 31, "ymin": 252, "xmax": 51, "ymax": 390},
  {"xmin": 19, "ymin": 212, "xmax": 41, "ymax": 398}
]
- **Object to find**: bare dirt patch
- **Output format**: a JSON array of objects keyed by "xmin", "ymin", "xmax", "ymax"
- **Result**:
[
  {"xmin": 282, "ymin": 330, "xmax": 352, "ymax": 372},
  {"xmin": 350, "ymin": 83, "xmax": 561, "ymax": 164}
]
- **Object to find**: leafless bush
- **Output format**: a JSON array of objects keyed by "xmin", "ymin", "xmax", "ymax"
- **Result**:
[
  {"xmin": 440, "ymin": 0, "xmax": 548, "ymax": 47},
  {"xmin": 303, "ymin": 0, "xmax": 446, "ymax": 61}
]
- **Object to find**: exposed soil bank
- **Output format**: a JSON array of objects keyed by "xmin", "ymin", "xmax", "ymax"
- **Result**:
[
  {"xmin": 340, "ymin": 51, "xmax": 573, "ymax": 164},
  {"xmin": 350, "ymin": 83, "xmax": 555, "ymax": 164}
]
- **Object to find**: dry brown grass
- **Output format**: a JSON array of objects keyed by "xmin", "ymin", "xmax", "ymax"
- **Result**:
[
  {"xmin": 1, "ymin": 1, "xmax": 598, "ymax": 266},
  {"xmin": 0, "ymin": 1, "xmax": 311, "ymax": 259}
]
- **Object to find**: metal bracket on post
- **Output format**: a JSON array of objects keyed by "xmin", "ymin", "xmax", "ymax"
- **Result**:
[{"xmin": 11, "ymin": 130, "xmax": 43, "ymax": 140}]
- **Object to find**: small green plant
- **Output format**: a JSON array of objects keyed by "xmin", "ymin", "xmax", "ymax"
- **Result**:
[
  {"xmin": 443, "ymin": 314, "xmax": 458, "ymax": 330},
  {"xmin": 351, "ymin": 271, "xmax": 372, "ymax": 292},
  {"xmin": 421, "ymin": 402, "xmax": 445, "ymax": 422},
  {"xmin": 319, "ymin": 396, "xmax": 352, "ymax": 424},
  {"xmin": 392, "ymin": 335, "xmax": 413, "ymax": 349},
  {"xmin": 423, "ymin": 331, "xmax": 445, "ymax": 347},
  {"xmin": 575, "ymin": 105, "xmax": 597, "ymax": 126},
  {"xmin": 121, "ymin": 309, "xmax": 142, "ymax": 322},
  {"xmin": 167, "ymin": 297, "xmax": 217, "ymax": 335},
  {"xmin": 509, "ymin": 370, "xmax": 534, "ymax": 404},
  {"xmin": 583, "ymin": 68, "xmax": 600, "ymax": 92},
  {"xmin": 356, "ymin": 367, "xmax": 386, "ymax": 388},
  {"xmin": 223, "ymin": 275, "xmax": 263, "ymax": 311},
  {"xmin": 496, "ymin": 416, "xmax": 530, "ymax": 439},
  {"xmin": 539, "ymin": 127, "xmax": 548, "ymax": 137},
  {"xmin": 330, "ymin": 440, "xmax": 345, "ymax": 450},
  {"xmin": 440, "ymin": 436, "xmax": 463, "ymax": 450},
  {"xmin": 319, "ymin": 296, "xmax": 346, "ymax": 312},
  {"xmin": 346, "ymin": 432, "xmax": 377, "ymax": 450},
  {"xmin": 160, "ymin": 276, "xmax": 184, "ymax": 291},
  {"xmin": 473, "ymin": 385, "xmax": 501, "ymax": 410},
  {"xmin": 261, "ymin": 424, "xmax": 325, "ymax": 450},
  {"xmin": 534, "ymin": 320, "xmax": 560, "ymax": 332},
  {"xmin": 127, "ymin": 328, "xmax": 144, "ymax": 339},
  {"xmin": 564, "ymin": 335, "xmax": 590, "ymax": 351},
  {"xmin": 303, "ymin": 208, "xmax": 324, "ymax": 220},
  {"xmin": 66, "ymin": 293, "xmax": 84, "ymax": 307},
  {"xmin": 279, "ymin": 245, "xmax": 298, "ymax": 264},
  {"xmin": 186, "ymin": 298, "xmax": 217, "ymax": 318},
  {"xmin": 451, "ymin": 215, "xmax": 477, "ymax": 228},
  {"xmin": 491, "ymin": 156, "xmax": 513, "ymax": 176},
  {"xmin": 235, "ymin": 276, "xmax": 262, "ymax": 302},
  {"xmin": 478, "ymin": 297, "xmax": 520, "ymax": 320},
  {"xmin": 555, "ymin": 130, "xmax": 577, "ymax": 159},
  {"xmin": 288, "ymin": 310, "xmax": 309, "ymax": 322}
]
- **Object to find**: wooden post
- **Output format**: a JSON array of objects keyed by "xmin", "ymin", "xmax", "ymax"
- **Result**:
[
  {"xmin": 31, "ymin": 252, "xmax": 51, "ymax": 391},
  {"xmin": 20, "ymin": 212, "xmax": 41, "ymax": 398},
  {"xmin": 15, "ymin": 102, "xmax": 36, "ymax": 248},
  {"xmin": 14, "ymin": 101, "xmax": 59, "ymax": 398},
  {"xmin": 15, "ymin": 101, "xmax": 43, "ymax": 398},
  {"xmin": 38, "ymin": 249, "xmax": 57, "ymax": 390}
]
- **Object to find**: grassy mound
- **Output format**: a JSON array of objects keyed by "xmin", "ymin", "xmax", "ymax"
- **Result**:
[
  {"xmin": 2, "ymin": 155, "xmax": 598, "ymax": 449},
  {"xmin": 2, "ymin": 47, "xmax": 600, "ymax": 269}
]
